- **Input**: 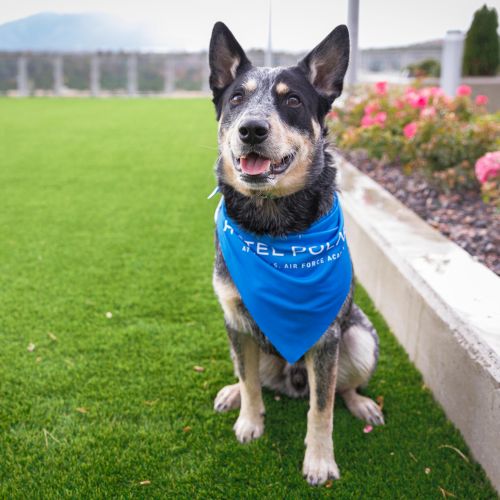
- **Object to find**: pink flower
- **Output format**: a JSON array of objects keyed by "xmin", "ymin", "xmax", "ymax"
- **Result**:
[
  {"xmin": 374, "ymin": 111, "xmax": 387, "ymax": 125},
  {"xmin": 456, "ymin": 85, "xmax": 472, "ymax": 97},
  {"xmin": 364, "ymin": 101, "xmax": 380, "ymax": 114},
  {"xmin": 361, "ymin": 114, "xmax": 375, "ymax": 127},
  {"xmin": 403, "ymin": 122, "xmax": 418, "ymax": 139},
  {"xmin": 407, "ymin": 93, "xmax": 428, "ymax": 109},
  {"xmin": 475, "ymin": 94, "xmax": 488, "ymax": 106},
  {"xmin": 430, "ymin": 86, "xmax": 445, "ymax": 97},
  {"xmin": 327, "ymin": 110, "xmax": 338, "ymax": 120},
  {"xmin": 375, "ymin": 81, "xmax": 387, "ymax": 95},
  {"xmin": 475, "ymin": 151, "xmax": 500, "ymax": 184},
  {"xmin": 420, "ymin": 106, "xmax": 436, "ymax": 119},
  {"xmin": 394, "ymin": 98, "xmax": 405, "ymax": 110}
]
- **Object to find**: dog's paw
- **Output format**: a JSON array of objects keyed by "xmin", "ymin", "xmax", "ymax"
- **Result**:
[
  {"xmin": 233, "ymin": 414, "xmax": 264, "ymax": 443},
  {"xmin": 214, "ymin": 383, "xmax": 241, "ymax": 413},
  {"xmin": 344, "ymin": 392, "xmax": 385, "ymax": 426},
  {"xmin": 302, "ymin": 448, "xmax": 340, "ymax": 486}
]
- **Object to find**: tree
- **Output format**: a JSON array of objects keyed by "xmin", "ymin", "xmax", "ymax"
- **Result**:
[{"xmin": 463, "ymin": 4, "xmax": 499, "ymax": 76}]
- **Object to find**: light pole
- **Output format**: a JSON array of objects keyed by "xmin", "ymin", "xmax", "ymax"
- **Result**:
[
  {"xmin": 265, "ymin": 0, "xmax": 273, "ymax": 67},
  {"xmin": 346, "ymin": 0, "xmax": 359, "ymax": 87}
]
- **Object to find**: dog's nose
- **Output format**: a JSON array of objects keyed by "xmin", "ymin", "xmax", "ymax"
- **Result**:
[{"xmin": 238, "ymin": 119, "xmax": 270, "ymax": 145}]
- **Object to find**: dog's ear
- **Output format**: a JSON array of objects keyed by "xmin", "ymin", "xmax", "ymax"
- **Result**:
[
  {"xmin": 209, "ymin": 22, "xmax": 251, "ymax": 94},
  {"xmin": 298, "ymin": 25, "xmax": 350, "ymax": 103}
]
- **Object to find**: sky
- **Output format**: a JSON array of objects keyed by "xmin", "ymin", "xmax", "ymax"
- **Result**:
[{"xmin": 1, "ymin": 0, "xmax": 499, "ymax": 51}]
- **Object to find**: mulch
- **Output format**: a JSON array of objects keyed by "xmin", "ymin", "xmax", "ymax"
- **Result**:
[{"xmin": 339, "ymin": 150, "xmax": 500, "ymax": 276}]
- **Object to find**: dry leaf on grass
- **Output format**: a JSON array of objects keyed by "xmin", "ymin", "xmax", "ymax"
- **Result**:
[
  {"xmin": 438, "ymin": 444, "xmax": 470, "ymax": 463},
  {"xmin": 47, "ymin": 332, "xmax": 58, "ymax": 341},
  {"xmin": 376, "ymin": 395, "xmax": 384, "ymax": 411},
  {"xmin": 425, "ymin": 467, "xmax": 431, "ymax": 474},
  {"xmin": 193, "ymin": 365, "xmax": 205, "ymax": 372},
  {"xmin": 139, "ymin": 480, "xmax": 151, "ymax": 486},
  {"xmin": 76, "ymin": 407, "xmax": 88, "ymax": 414},
  {"xmin": 144, "ymin": 400, "xmax": 158, "ymax": 406},
  {"xmin": 183, "ymin": 426, "xmax": 192, "ymax": 433},
  {"xmin": 27, "ymin": 342, "xmax": 36, "ymax": 352},
  {"xmin": 438, "ymin": 486, "xmax": 456, "ymax": 498},
  {"xmin": 325, "ymin": 480, "xmax": 333, "ymax": 488}
]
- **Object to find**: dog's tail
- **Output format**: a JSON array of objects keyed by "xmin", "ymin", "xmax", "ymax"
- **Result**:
[{"xmin": 283, "ymin": 362, "xmax": 309, "ymax": 398}]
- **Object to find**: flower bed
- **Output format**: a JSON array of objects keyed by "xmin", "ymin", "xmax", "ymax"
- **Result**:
[{"xmin": 329, "ymin": 82, "xmax": 500, "ymax": 275}]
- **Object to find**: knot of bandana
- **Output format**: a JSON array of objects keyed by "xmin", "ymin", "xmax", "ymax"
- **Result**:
[{"xmin": 216, "ymin": 196, "xmax": 352, "ymax": 364}]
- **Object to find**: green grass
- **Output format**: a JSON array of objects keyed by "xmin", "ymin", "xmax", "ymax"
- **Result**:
[{"xmin": 0, "ymin": 98, "xmax": 496, "ymax": 499}]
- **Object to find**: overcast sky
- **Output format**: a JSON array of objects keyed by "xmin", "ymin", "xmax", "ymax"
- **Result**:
[{"xmin": 1, "ymin": 0, "xmax": 499, "ymax": 51}]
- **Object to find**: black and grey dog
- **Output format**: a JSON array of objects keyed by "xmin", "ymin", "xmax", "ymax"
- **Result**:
[{"xmin": 208, "ymin": 22, "xmax": 384, "ymax": 486}]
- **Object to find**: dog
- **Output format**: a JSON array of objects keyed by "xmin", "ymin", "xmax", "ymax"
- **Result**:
[{"xmin": 208, "ymin": 22, "xmax": 384, "ymax": 486}]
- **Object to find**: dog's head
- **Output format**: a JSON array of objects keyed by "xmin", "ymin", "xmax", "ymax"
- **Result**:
[{"xmin": 209, "ymin": 22, "xmax": 349, "ymax": 197}]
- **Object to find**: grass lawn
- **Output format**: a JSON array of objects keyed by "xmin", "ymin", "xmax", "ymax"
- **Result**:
[{"xmin": 0, "ymin": 98, "xmax": 496, "ymax": 498}]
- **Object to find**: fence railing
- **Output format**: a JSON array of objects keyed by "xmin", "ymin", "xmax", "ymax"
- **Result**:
[{"xmin": 0, "ymin": 50, "xmax": 300, "ymax": 97}]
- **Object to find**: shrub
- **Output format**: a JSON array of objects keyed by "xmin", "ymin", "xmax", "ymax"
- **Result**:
[
  {"xmin": 463, "ymin": 5, "xmax": 499, "ymax": 76},
  {"xmin": 406, "ymin": 59, "xmax": 440, "ymax": 78},
  {"xmin": 329, "ymin": 82, "xmax": 500, "ymax": 199}
]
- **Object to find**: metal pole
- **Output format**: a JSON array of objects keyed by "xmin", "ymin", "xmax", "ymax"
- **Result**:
[
  {"xmin": 346, "ymin": 0, "xmax": 359, "ymax": 87},
  {"xmin": 440, "ymin": 30, "xmax": 465, "ymax": 96},
  {"xmin": 53, "ymin": 55, "xmax": 64, "ymax": 96},
  {"xmin": 90, "ymin": 53, "xmax": 100, "ymax": 97},
  {"xmin": 265, "ymin": 0, "xmax": 273, "ymax": 67},
  {"xmin": 127, "ymin": 53, "xmax": 138, "ymax": 96},
  {"xmin": 17, "ymin": 55, "xmax": 29, "ymax": 97}
]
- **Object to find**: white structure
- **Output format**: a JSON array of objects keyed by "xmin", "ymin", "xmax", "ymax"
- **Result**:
[
  {"xmin": 16, "ymin": 55, "xmax": 29, "ymax": 96},
  {"xmin": 346, "ymin": 0, "xmax": 359, "ymax": 86},
  {"xmin": 53, "ymin": 55, "xmax": 64, "ymax": 96},
  {"xmin": 90, "ymin": 54, "xmax": 100, "ymax": 97},
  {"xmin": 440, "ymin": 30, "xmax": 465, "ymax": 96},
  {"xmin": 127, "ymin": 53, "xmax": 138, "ymax": 96},
  {"xmin": 163, "ymin": 57, "xmax": 175, "ymax": 94}
]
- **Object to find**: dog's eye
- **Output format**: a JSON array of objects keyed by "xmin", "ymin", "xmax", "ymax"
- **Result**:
[
  {"xmin": 286, "ymin": 95, "xmax": 301, "ymax": 108},
  {"xmin": 230, "ymin": 93, "xmax": 243, "ymax": 105}
]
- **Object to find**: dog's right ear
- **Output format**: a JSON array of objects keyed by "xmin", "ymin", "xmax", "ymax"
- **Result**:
[{"xmin": 209, "ymin": 22, "xmax": 251, "ymax": 113}]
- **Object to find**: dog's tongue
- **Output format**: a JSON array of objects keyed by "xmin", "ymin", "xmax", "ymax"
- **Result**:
[{"xmin": 240, "ymin": 154, "xmax": 271, "ymax": 175}]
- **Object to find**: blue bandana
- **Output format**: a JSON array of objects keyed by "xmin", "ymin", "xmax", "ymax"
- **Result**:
[{"xmin": 216, "ymin": 196, "xmax": 352, "ymax": 364}]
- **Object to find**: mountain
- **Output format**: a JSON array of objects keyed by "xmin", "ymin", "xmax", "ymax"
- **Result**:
[{"xmin": 0, "ymin": 12, "xmax": 161, "ymax": 52}]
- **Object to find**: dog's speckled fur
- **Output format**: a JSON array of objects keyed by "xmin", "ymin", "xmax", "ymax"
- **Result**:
[{"xmin": 208, "ymin": 22, "xmax": 384, "ymax": 486}]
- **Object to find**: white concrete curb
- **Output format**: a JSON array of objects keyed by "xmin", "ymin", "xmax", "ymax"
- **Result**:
[{"xmin": 337, "ymin": 154, "xmax": 500, "ymax": 492}]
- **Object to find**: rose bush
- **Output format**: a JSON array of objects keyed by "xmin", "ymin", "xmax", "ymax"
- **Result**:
[{"xmin": 329, "ymin": 82, "xmax": 500, "ymax": 205}]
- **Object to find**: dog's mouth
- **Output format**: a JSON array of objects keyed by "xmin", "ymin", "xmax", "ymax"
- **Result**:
[{"xmin": 233, "ymin": 152, "xmax": 295, "ymax": 180}]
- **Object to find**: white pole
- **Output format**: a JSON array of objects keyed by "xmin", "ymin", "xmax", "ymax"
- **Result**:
[
  {"xmin": 164, "ymin": 56, "xmax": 175, "ymax": 94},
  {"xmin": 127, "ymin": 53, "xmax": 138, "ymax": 96},
  {"xmin": 440, "ymin": 30, "xmax": 465, "ymax": 96},
  {"xmin": 346, "ymin": 0, "xmax": 359, "ymax": 87},
  {"xmin": 17, "ymin": 55, "xmax": 29, "ymax": 97},
  {"xmin": 265, "ymin": 0, "xmax": 272, "ymax": 67},
  {"xmin": 53, "ymin": 55, "xmax": 64, "ymax": 96},
  {"xmin": 90, "ymin": 54, "xmax": 100, "ymax": 97}
]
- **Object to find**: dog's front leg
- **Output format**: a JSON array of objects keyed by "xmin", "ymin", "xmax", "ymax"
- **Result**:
[
  {"xmin": 303, "ymin": 337, "xmax": 340, "ymax": 485},
  {"xmin": 227, "ymin": 326, "xmax": 265, "ymax": 443}
]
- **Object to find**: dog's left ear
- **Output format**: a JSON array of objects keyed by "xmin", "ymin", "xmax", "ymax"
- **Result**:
[
  {"xmin": 298, "ymin": 25, "xmax": 350, "ymax": 103},
  {"xmin": 209, "ymin": 22, "xmax": 251, "ymax": 98}
]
